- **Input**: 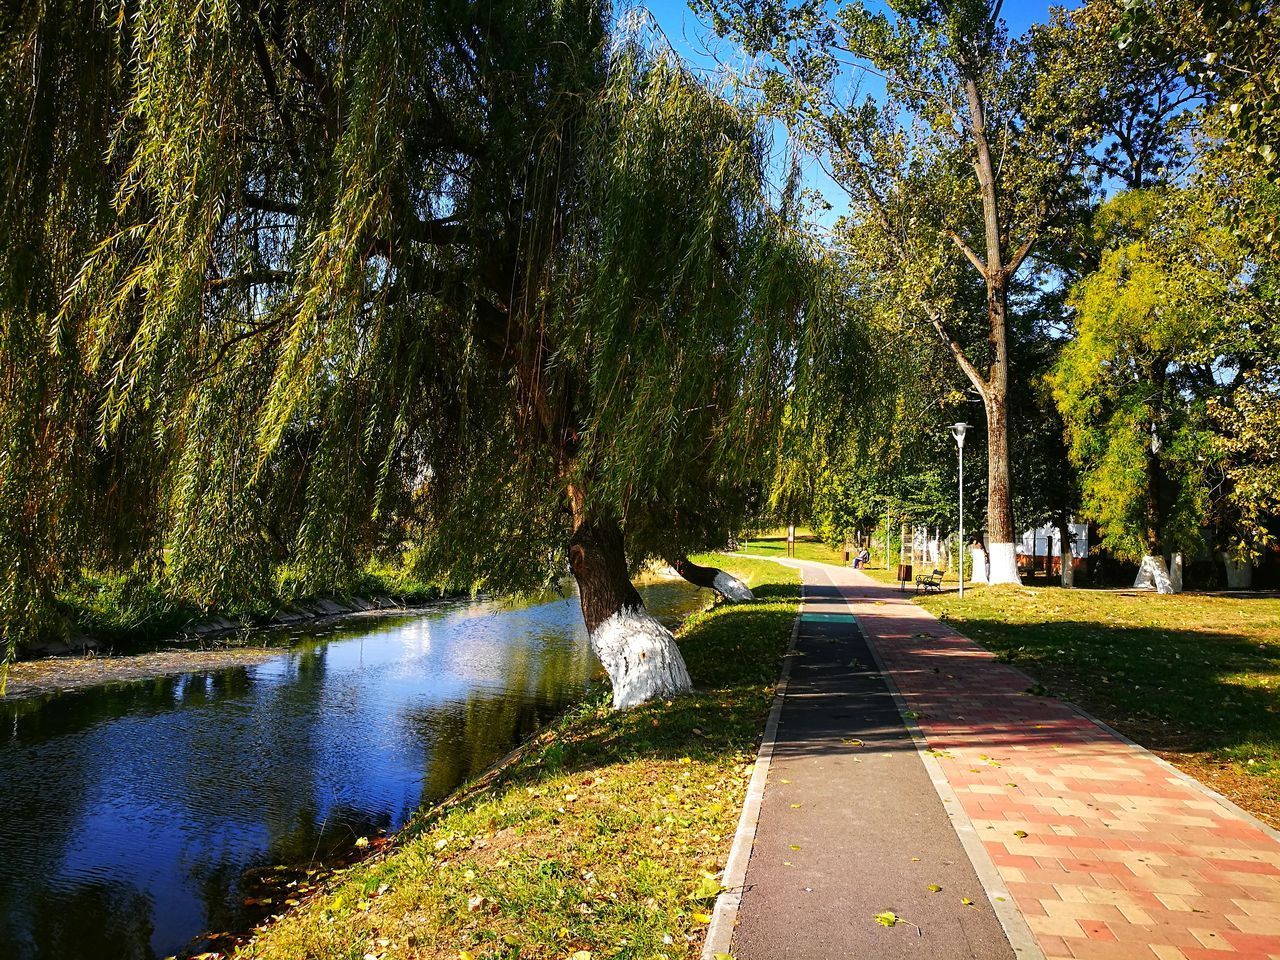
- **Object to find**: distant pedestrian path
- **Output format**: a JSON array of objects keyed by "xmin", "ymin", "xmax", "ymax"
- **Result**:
[{"xmin": 720, "ymin": 559, "xmax": 1280, "ymax": 960}]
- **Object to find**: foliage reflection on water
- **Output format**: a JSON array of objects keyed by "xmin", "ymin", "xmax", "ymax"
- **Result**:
[{"xmin": 0, "ymin": 578, "xmax": 707, "ymax": 960}]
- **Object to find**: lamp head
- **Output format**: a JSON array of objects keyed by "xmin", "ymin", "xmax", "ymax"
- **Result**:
[{"xmin": 948, "ymin": 422, "xmax": 971, "ymax": 448}]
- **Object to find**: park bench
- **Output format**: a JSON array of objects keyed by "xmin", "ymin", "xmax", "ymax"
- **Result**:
[{"xmin": 915, "ymin": 569, "xmax": 944, "ymax": 594}]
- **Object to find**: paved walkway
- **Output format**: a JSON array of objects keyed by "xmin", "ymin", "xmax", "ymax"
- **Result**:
[{"xmin": 727, "ymin": 561, "xmax": 1280, "ymax": 960}]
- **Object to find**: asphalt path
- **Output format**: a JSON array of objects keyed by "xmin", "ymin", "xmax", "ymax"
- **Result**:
[{"xmin": 731, "ymin": 568, "xmax": 1017, "ymax": 960}]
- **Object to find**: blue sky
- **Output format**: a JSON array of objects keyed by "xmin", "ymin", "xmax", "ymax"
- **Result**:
[{"xmin": 631, "ymin": 1, "xmax": 1080, "ymax": 222}]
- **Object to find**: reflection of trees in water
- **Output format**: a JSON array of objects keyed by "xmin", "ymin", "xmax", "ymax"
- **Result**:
[
  {"xmin": 0, "ymin": 669, "xmax": 261, "ymax": 960},
  {"xmin": 0, "ymin": 584, "xmax": 708, "ymax": 960},
  {"xmin": 411, "ymin": 638, "xmax": 594, "ymax": 803},
  {"xmin": 188, "ymin": 802, "xmax": 393, "ymax": 941},
  {"xmin": 19, "ymin": 880, "xmax": 156, "ymax": 960}
]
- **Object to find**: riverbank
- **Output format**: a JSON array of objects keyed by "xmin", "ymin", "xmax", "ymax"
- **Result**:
[
  {"xmin": 19, "ymin": 565, "xmax": 446, "ymax": 661},
  {"xmin": 229, "ymin": 554, "xmax": 799, "ymax": 960},
  {"xmin": 0, "ymin": 603, "xmax": 429, "ymax": 699}
]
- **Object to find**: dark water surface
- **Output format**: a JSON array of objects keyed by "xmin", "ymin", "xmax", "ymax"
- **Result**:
[{"xmin": 0, "ymin": 579, "xmax": 706, "ymax": 960}]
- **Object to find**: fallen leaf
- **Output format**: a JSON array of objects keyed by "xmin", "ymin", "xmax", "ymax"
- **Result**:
[
  {"xmin": 1013, "ymin": 830, "xmax": 1028, "ymax": 838},
  {"xmin": 692, "ymin": 912, "xmax": 712, "ymax": 923},
  {"xmin": 691, "ymin": 876, "xmax": 721, "ymax": 900},
  {"xmin": 927, "ymin": 884, "xmax": 941, "ymax": 893},
  {"xmin": 874, "ymin": 910, "xmax": 899, "ymax": 927}
]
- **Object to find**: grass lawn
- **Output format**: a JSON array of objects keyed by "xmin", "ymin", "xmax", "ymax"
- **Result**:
[
  {"xmin": 737, "ymin": 529, "xmax": 846, "ymax": 566},
  {"xmin": 235, "ymin": 555, "xmax": 799, "ymax": 960},
  {"xmin": 858, "ymin": 564, "xmax": 960, "ymax": 589},
  {"xmin": 919, "ymin": 584, "xmax": 1280, "ymax": 826}
]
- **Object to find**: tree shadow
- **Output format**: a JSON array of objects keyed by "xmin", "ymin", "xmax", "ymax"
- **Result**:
[{"xmin": 956, "ymin": 618, "xmax": 1280, "ymax": 759}]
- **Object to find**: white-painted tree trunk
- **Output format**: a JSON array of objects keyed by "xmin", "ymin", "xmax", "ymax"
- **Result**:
[
  {"xmin": 969, "ymin": 544, "xmax": 989, "ymax": 584},
  {"xmin": 1059, "ymin": 534, "xmax": 1074, "ymax": 589},
  {"xmin": 987, "ymin": 541, "xmax": 1020, "ymax": 584},
  {"xmin": 1169, "ymin": 552, "xmax": 1184, "ymax": 593},
  {"xmin": 1222, "ymin": 552, "xmax": 1253, "ymax": 589},
  {"xmin": 589, "ymin": 606, "xmax": 692, "ymax": 710},
  {"xmin": 1134, "ymin": 554, "xmax": 1177, "ymax": 594},
  {"xmin": 711, "ymin": 570, "xmax": 755, "ymax": 602}
]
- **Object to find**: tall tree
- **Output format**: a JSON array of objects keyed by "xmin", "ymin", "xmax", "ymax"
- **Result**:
[
  {"xmin": 0, "ymin": 0, "xmax": 132, "ymax": 657},
  {"xmin": 1049, "ymin": 188, "xmax": 1250, "ymax": 592},
  {"xmin": 698, "ymin": 0, "xmax": 1108, "ymax": 582},
  {"xmin": 34, "ymin": 1, "xmax": 823, "ymax": 708}
]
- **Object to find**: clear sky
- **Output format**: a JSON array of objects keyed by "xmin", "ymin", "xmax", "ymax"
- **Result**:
[{"xmin": 631, "ymin": 1, "xmax": 1080, "ymax": 222}]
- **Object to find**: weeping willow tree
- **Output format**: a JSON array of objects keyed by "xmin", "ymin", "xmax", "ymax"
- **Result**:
[
  {"xmin": 0, "ymin": 1, "xmax": 138, "ymax": 656},
  {"xmin": 14, "ymin": 0, "xmax": 833, "ymax": 707}
]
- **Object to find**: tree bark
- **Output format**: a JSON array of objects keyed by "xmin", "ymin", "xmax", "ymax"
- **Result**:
[
  {"xmin": 980, "ymin": 294, "xmax": 1020, "ymax": 584},
  {"xmin": 567, "ymin": 489, "xmax": 692, "ymax": 709},
  {"xmin": 669, "ymin": 556, "xmax": 754, "ymax": 602},
  {"xmin": 1138, "ymin": 362, "xmax": 1181, "ymax": 593},
  {"xmin": 1057, "ymin": 516, "xmax": 1075, "ymax": 589}
]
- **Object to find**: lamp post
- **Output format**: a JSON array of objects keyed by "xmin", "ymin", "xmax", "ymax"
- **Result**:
[{"xmin": 949, "ymin": 423, "xmax": 971, "ymax": 598}]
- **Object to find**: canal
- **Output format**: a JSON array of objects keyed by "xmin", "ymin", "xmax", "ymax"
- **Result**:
[{"xmin": 0, "ymin": 578, "xmax": 707, "ymax": 960}]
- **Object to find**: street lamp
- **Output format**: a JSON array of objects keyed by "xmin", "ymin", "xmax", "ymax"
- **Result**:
[{"xmin": 948, "ymin": 423, "xmax": 971, "ymax": 598}]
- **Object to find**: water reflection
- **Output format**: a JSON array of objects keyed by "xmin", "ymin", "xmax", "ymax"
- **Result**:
[{"xmin": 0, "ymin": 581, "xmax": 707, "ymax": 960}]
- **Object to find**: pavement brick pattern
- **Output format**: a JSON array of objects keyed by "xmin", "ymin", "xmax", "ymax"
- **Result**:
[{"xmin": 840, "ymin": 565, "xmax": 1280, "ymax": 960}]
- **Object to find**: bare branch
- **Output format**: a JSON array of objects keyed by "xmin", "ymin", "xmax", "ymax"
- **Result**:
[
  {"xmin": 924, "ymin": 303, "xmax": 989, "ymax": 397},
  {"xmin": 1006, "ymin": 233, "xmax": 1036, "ymax": 277},
  {"xmin": 204, "ymin": 269, "xmax": 292, "ymax": 291},
  {"xmin": 945, "ymin": 230, "xmax": 988, "ymax": 275}
]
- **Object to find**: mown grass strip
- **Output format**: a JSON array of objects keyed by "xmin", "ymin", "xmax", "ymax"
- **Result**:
[
  {"xmin": 235, "ymin": 556, "xmax": 799, "ymax": 960},
  {"xmin": 737, "ymin": 531, "xmax": 845, "ymax": 566}
]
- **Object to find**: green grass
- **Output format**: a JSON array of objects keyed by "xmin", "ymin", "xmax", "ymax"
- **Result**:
[
  {"xmin": 737, "ymin": 529, "xmax": 846, "ymax": 566},
  {"xmin": 857, "ymin": 563, "xmax": 960, "ymax": 588},
  {"xmin": 235, "ymin": 556, "xmax": 800, "ymax": 960},
  {"xmin": 52, "ymin": 565, "xmax": 446, "ymax": 654},
  {"xmin": 919, "ymin": 584, "xmax": 1280, "ymax": 822}
]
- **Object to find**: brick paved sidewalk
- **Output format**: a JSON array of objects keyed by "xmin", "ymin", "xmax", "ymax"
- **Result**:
[{"xmin": 836, "ymin": 564, "xmax": 1280, "ymax": 960}]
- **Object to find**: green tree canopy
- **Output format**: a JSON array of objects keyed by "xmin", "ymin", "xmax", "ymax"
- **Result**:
[{"xmin": 2, "ymin": 1, "xmax": 836, "ymax": 708}]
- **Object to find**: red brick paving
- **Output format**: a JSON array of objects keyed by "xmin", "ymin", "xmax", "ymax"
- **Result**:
[{"xmin": 829, "ymin": 564, "xmax": 1280, "ymax": 960}]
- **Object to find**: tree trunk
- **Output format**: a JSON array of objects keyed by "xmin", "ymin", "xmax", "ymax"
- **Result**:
[
  {"xmin": 963, "ymin": 74, "xmax": 1021, "ymax": 586},
  {"xmin": 969, "ymin": 541, "xmax": 990, "ymax": 584},
  {"xmin": 982, "ymin": 370, "xmax": 1021, "ymax": 584},
  {"xmin": 1138, "ymin": 363, "xmax": 1180, "ymax": 593},
  {"xmin": 1168, "ymin": 551, "xmax": 1184, "ymax": 593},
  {"xmin": 567, "ymin": 492, "xmax": 692, "ymax": 709},
  {"xmin": 1222, "ymin": 552, "xmax": 1253, "ymax": 589},
  {"xmin": 669, "ymin": 556, "xmax": 754, "ymax": 602},
  {"xmin": 1057, "ymin": 516, "xmax": 1075, "ymax": 589},
  {"xmin": 1134, "ymin": 554, "xmax": 1176, "ymax": 594}
]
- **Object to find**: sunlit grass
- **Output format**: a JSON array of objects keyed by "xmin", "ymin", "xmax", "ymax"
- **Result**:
[
  {"xmin": 236, "ymin": 556, "xmax": 799, "ymax": 960},
  {"xmin": 736, "ymin": 529, "xmax": 846, "ymax": 566},
  {"xmin": 919, "ymin": 584, "xmax": 1280, "ymax": 824}
]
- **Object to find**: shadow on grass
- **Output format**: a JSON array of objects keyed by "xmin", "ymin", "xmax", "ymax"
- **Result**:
[
  {"xmin": 953, "ymin": 617, "xmax": 1280, "ymax": 763},
  {"xmin": 411, "ymin": 578, "xmax": 805, "ymax": 818}
]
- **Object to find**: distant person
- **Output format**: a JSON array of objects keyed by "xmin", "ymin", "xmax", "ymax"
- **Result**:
[{"xmin": 853, "ymin": 547, "xmax": 871, "ymax": 568}]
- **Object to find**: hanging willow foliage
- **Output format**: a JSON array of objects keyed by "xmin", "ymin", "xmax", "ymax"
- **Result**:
[
  {"xmin": 2, "ymin": 0, "xmax": 846, "ymax": 659},
  {"xmin": 0, "ymin": 1, "xmax": 137, "ymax": 656}
]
